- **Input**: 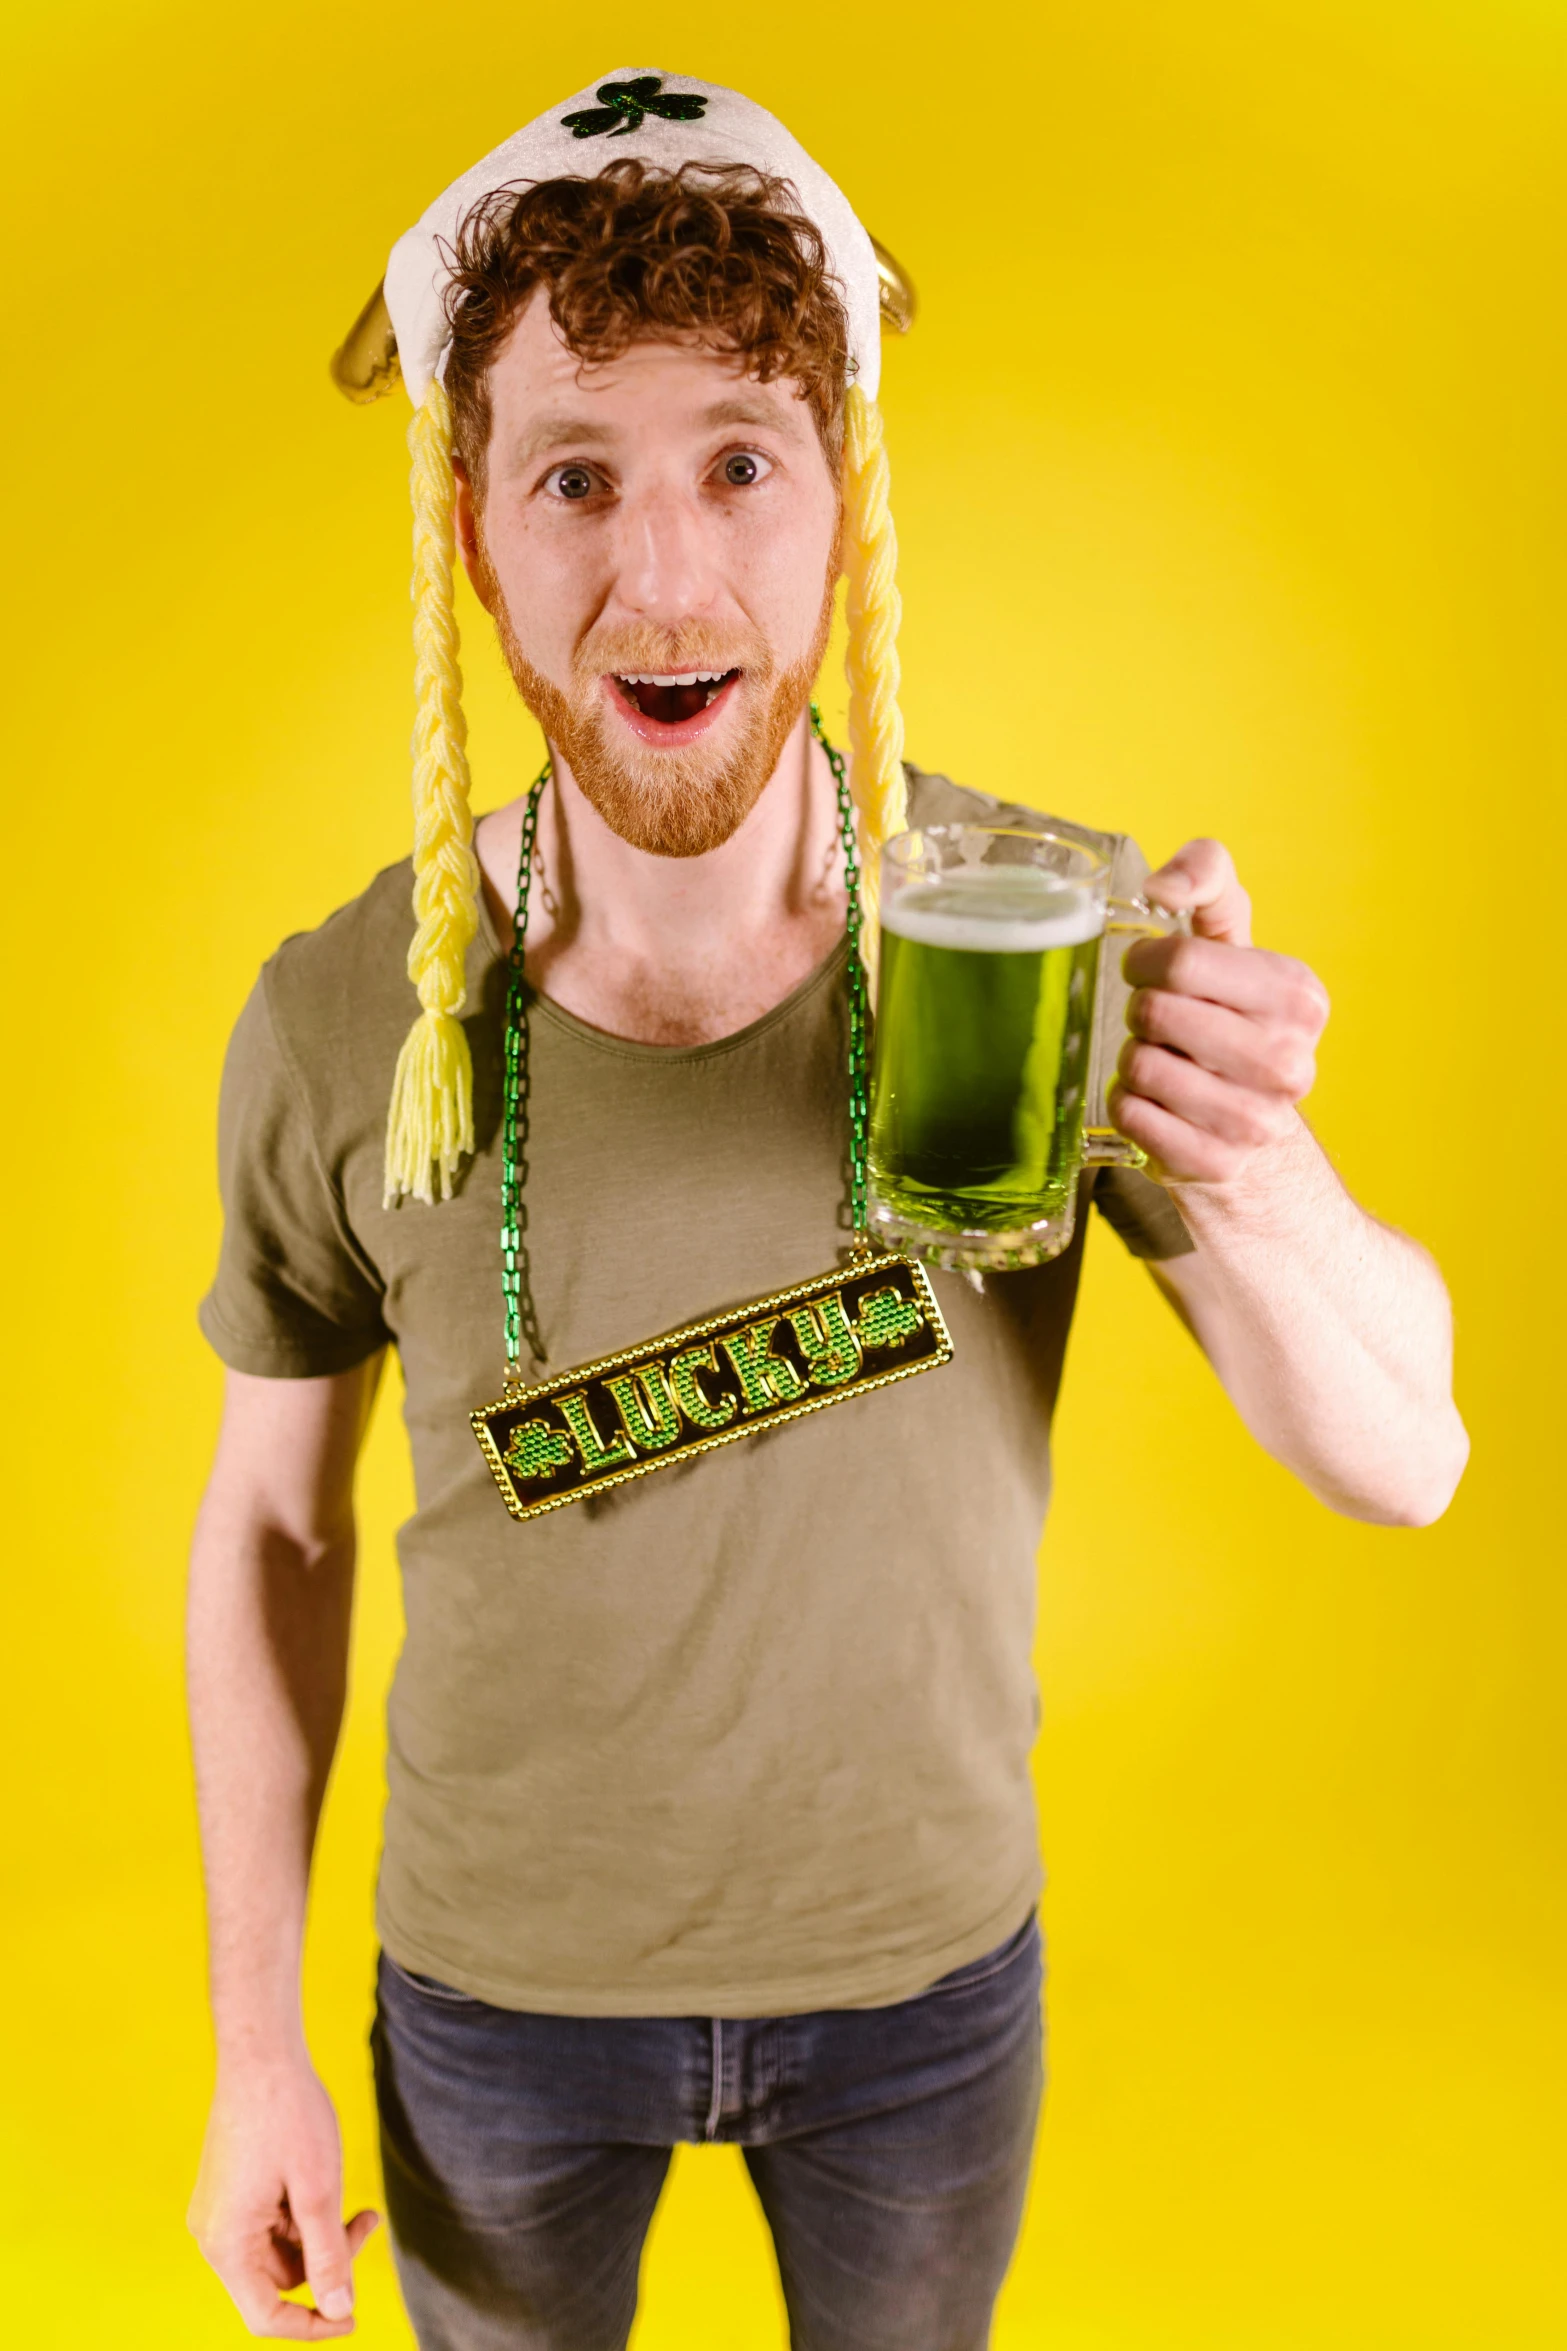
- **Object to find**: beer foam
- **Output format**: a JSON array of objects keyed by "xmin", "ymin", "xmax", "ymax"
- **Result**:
[{"xmin": 882, "ymin": 870, "xmax": 1104, "ymax": 952}]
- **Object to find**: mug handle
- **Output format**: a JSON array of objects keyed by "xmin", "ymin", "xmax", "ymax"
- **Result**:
[{"xmin": 1082, "ymin": 897, "xmax": 1193, "ymax": 1170}]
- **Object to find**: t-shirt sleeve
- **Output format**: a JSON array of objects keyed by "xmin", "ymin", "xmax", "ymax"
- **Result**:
[
  {"xmin": 199, "ymin": 973, "xmax": 392, "ymax": 1377},
  {"xmin": 1091, "ymin": 1165, "xmax": 1194, "ymax": 1260}
]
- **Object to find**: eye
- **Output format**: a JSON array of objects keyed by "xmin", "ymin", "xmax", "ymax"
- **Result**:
[
  {"xmin": 545, "ymin": 463, "xmax": 598, "ymax": 501},
  {"xmin": 719, "ymin": 450, "xmax": 772, "ymax": 488}
]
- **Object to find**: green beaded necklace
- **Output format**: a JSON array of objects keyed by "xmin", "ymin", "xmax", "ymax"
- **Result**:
[{"xmin": 471, "ymin": 707, "xmax": 951, "ymax": 1522}]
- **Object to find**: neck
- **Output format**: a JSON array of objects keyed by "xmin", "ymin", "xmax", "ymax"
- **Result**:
[{"xmin": 473, "ymin": 708, "xmax": 848, "ymax": 1046}]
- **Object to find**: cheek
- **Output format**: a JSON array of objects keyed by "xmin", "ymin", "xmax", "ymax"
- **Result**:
[
  {"xmin": 733, "ymin": 490, "xmax": 839, "ymax": 641},
  {"xmin": 482, "ymin": 510, "xmax": 597, "ymax": 654}
]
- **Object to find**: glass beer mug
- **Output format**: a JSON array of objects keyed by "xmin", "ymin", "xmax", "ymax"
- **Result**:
[{"xmin": 867, "ymin": 826, "xmax": 1188, "ymax": 1270}]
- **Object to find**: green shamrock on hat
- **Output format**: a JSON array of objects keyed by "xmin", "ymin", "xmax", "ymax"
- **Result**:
[{"xmin": 561, "ymin": 77, "xmax": 708, "ymax": 140}]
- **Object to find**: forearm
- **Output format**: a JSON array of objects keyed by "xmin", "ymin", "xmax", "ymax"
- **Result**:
[
  {"xmin": 185, "ymin": 1364, "xmax": 382, "ymax": 2335},
  {"xmin": 187, "ymin": 1460, "xmax": 356, "ymax": 2071},
  {"xmin": 1157, "ymin": 1119, "xmax": 1467, "ymax": 1524}
]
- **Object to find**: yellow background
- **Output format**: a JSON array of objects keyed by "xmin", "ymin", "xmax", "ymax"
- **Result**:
[{"xmin": 4, "ymin": 2, "xmax": 1563, "ymax": 2344}]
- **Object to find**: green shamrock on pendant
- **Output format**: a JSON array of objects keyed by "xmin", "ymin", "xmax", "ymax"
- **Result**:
[
  {"xmin": 561, "ymin": 77, "xmax": 708, "ymax": 140},
  {"xmin": 505, "ymin": 1418, "xmax": 575, "ymax": 1481},
  {"xmin": 855, "ymin": 1286, "xmax": 926, "ymax": 1352}
]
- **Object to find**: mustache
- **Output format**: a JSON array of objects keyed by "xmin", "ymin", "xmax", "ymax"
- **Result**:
[{"xmin": 574, "ymin": 618, "xmax": 775, "ymax": 684}]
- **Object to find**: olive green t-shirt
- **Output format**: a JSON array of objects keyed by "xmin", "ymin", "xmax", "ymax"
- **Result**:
[{"xmin": 200, "ymin": 768, "xmax": 1190, "ymax": 2016}]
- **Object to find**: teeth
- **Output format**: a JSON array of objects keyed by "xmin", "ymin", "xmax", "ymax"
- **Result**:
[{"xmin": 618, "ymin": 671, "xmax": 731, "ymax": 687}]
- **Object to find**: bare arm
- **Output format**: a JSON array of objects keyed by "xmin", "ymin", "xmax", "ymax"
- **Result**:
[
  {"xmin": 1111, "ymin": 841, "xmax": 1468, "ymax": 1528},
  {"xmin": 187, "ymin": 1358, "xmax": 385, "ymax": 2339},
  {"xmin": 1149, "ymin": 1124, "xmax": 1464, "ymax": 1523}
]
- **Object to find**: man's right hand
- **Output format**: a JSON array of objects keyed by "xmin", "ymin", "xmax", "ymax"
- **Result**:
[{"xmin": 189, "ymin": 2059, "xmax": 380, "ymax": 2339}]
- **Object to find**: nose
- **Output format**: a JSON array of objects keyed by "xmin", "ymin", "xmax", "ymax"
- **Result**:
[{"xmin": 610, "ymin": 477, "xmax": 721, "ymax": 625}]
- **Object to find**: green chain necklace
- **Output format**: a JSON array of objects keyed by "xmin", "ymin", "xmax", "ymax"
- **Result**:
[{"xmin": 471, "ymin": 708, "xmax": 952, "ymax": 1523}]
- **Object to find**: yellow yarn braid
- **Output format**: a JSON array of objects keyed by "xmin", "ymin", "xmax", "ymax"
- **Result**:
[
  {"xmin": 384, "ymin": 378, "xmax": 481, "ymax": 1206},
  {"xmin": 841, "ymin": 383, "xmax": 907, "ymax": 960}
]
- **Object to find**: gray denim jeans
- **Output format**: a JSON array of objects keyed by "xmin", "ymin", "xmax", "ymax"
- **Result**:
[{"xmin": 371, "ymin": 1913, "xmax": 1044, "ymax": 2351}]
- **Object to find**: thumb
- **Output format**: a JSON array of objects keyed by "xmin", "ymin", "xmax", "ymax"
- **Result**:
[
  {"xmin": 295, "ymin": 2184, "xmax": 357, "ymax": 2324},
  {"xmin": 1143, "ymin": 837, "xmax": 1252, "ymax": 947}
]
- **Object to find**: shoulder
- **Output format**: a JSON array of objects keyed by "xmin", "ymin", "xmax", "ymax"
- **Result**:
[
  {"xmin": 903, "ymin": 763, "xmax": 1150, "ymax": 890},
  {"xmin": 220, "ymin": 858, "xmax": 426, "ymax": 1153},
  {"xmin": 262, "ymin": 857, "xmax": 415, "ymax": 1013},
  {"xmin": 258, "ymin": 858, "xmax": 419, "ymax": 1069}
]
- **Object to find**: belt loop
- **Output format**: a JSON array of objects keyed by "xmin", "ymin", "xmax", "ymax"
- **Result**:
[{"xmin": 703, "ymin": 2018, "xmax": 725, "ymax": 2141}]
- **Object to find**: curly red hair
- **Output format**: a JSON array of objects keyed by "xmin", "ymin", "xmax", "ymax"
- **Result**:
[{"xmin": 442, "ymin": 160, "xmax": 850, "ymax": 491}]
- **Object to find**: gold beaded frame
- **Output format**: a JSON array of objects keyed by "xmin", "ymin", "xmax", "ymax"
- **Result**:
[{"xmin": 473, "ymin": 1254, "xmax": 952, "ymax": 1523}]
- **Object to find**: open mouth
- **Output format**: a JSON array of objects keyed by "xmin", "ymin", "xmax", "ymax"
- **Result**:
[{"xmin": 608, "ymin": 669, "xmax": 741, "ymax": 743}]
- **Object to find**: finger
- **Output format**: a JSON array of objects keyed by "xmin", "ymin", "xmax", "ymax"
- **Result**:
[
  {"xmin": 1141, "ymin": 838, "xmax": 1252, "ymax": 945},
  {"xmin": 1116, "ymin": 1039, "xmax": 1301, "ymax": 1150},
  {"xmin": 243, "ymin": 2299, "xmax": 357, "ymax": 2341},
  {"xmin": 212, "ymin": 2250, "xmax": 356, "ymax": 2342},
  {"xmin": 240, "ymin": 2297, "xmax": 357, "ymax": 2341},
  {"xmin": 345, "ymin": 2211, "xmax": 381, "ymax": 2259},
  {"xmin": 261, "ymin": 2235, "xmax": 307, "ymax": 2290},
  {"xmin": 295, "ymin": 2189, "xmax": 358, "ymax": 2327},
  {"xmin": 1123, "ymin": 934, "xmax": 1330, "ymax": 1027},
  {"xmin": 1107, "ymin": 1082, "xmax": 1249, "ymax": 1186},
  {"xmin": 1127, "ymin": 987, "xmax": 1318, "ymax": 1098}
]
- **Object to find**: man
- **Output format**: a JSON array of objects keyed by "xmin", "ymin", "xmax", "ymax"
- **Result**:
[{"xmin": 187, "ymin": 72, "xmax": 1467, "ymax": 2351}]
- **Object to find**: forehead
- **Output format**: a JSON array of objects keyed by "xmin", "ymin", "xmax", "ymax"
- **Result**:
[{"xmin": 484, "ymin": 290, "xmax": 820, "ymax": 457}]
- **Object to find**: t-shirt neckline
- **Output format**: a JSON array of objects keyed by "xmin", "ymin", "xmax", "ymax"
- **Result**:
[{"xmin": 475, "ymin": 872, "xmax": 850, "ymax": 1065}]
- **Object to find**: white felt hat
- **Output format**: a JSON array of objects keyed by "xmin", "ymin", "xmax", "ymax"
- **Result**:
[{"xmin": 383, "ymin": 68, "xmax": 884, "ymax": 407}]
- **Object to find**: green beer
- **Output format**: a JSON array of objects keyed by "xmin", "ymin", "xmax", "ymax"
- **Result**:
[{"xmin": 869, "ymin": 867, "xmax": 1103, "ymax": 1240}]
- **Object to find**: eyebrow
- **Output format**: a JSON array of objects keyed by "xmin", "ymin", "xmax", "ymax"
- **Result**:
[
  {"xmin": 696, "ymin": 395, "xmax": 809, "ymax": 438},
  {"xmin": 504, "ymin": 392, "xmax": 809, "ymax": 471},
  {"xmin": 506, "ymin": 415, "xmax": 619, "ymax": 467}
]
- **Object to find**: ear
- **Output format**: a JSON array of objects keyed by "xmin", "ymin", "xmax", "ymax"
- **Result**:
[{"xmin": 451, "ymin": 458, "xmax": 492, "ymax": 609}]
